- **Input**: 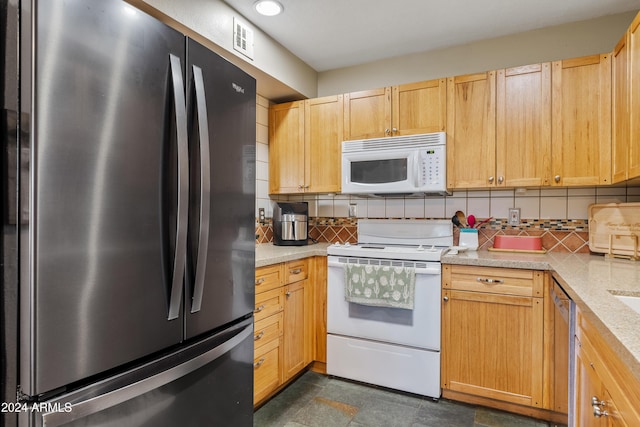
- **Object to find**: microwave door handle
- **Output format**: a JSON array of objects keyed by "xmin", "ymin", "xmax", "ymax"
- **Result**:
[
  {"xmin": 413, "ymin": 154, "xmax": 421, "ymax": 188},
  {"xmin": 190, "ymin": 65, "xmax": 211, "ymax": 314}
]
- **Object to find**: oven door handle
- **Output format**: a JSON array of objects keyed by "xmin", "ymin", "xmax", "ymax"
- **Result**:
[{"xmin": 327, "ymin": 260, "xmax": 441, "ymax": 275}]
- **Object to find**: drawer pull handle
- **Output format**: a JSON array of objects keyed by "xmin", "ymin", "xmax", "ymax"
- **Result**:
[
  {"xmin": 290, "ymin": 268, "xmax": 302, "ymax": 274},
  {"xmin": 255, "ymin": 278, "xmax": 265, "ymax": 285},
  {"xmin": 477, "ymin": 278, "xmax": 504, "ymax": 284},
  {"xmin": 254, "ymin": 305, "xmax": 265, "ymax": 313},
  {"xmin": 254, "ymin": 358, "xmax": 265, "ymax": 368},
  {"xmin": 254, "ymin": 331, "xmax": 264, "ymax": 341}
]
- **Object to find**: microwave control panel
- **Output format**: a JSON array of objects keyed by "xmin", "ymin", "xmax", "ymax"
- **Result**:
[{"xmin": 419, "ymin": 145, "xmax": 445, "ymax": 186}]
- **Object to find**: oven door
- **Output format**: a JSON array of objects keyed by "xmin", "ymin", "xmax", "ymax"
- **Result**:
[
  {"xmin": 327, "ymin": 256, "xmax": 441, "ymax": 350},
  {"xmin": 341, "ymin": 148, "xmax": 418, "ymax": 194}
]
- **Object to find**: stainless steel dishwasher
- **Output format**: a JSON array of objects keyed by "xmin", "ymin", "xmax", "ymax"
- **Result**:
[{"xmin": 551, "ymin": 277, "xmax": 575, "ymax": 426}]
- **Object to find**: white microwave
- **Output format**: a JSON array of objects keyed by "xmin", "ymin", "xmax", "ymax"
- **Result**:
[{"xmin": 341, "ymin": 132, "xmax": 447, "ymax": 196}]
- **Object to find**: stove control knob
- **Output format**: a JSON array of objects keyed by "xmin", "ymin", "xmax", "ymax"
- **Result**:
[
  {"xmin": 417, "ymin": 245, "xmax": 425, "ymax": 251},
  {"xmin": 343, "ymin": 242, "xmax": 351, "ymax": 247}
]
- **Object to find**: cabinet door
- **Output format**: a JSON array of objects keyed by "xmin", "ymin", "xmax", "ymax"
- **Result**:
[
  {"xmin": 269, "ymin": 101, "xmax": 305, "ymax": 194},
  {"xmin": 441, "ymin": 289, "xmax": 544, "ymax": 407},
  {"xmin": 446, "ymin": 72, "xmax": 497, "ymax": 189},
  {"xmin": 496, "ymin": 64, "xmax": 551, "ymax": 187},
  {"xmin": 612, "ymin": 33, "xmax": 630, "ymax": 184},
  {"xmin": 343, "ymin": 87, "xmax": 391, "ymax": 140},
  {"xmin": 305, "ymin": 95, "xmax": 343, "ymax": 193},
  {"xmin": 282, "ymin": 280, "xmax": 313, "ymax": 381},
  {"xmin": 575, "ymin": 336, "xmax": 605, "ymax": 427},
  {"xmin": 551, "ymin": 54, "xmax": 611, "ymax": 186},
  {"xmin": 629, "ymin": 13, "xmax": 640, "ymax": 179},
  {"xmin": 393, "ymin": 79, "xmax": 446, "ymax": 136}
]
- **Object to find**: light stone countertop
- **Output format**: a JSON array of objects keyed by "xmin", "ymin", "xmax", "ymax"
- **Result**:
[
  {"xmin": 255, "ymin": 243, "xmax": 640, "ymax": 382},
  {"xmin": 442, "ymin": 250, "xmax": 640, "ymax": 382},
  {"xmin": 255, "ymin": 242, "xmax": 332, "ymax": 268}
]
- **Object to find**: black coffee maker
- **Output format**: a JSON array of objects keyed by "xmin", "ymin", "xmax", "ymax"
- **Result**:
[{"xmin": 273, "ymin": 202, "xmax": 308, "ymax": 246}]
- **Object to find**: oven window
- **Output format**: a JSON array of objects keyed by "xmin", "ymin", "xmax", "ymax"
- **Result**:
[{"xmin": 350, "ymin": 158, "xmax": 407, "ymax": 184}]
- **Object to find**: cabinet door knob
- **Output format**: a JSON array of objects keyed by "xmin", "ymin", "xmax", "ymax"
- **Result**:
[
  {"xmin": 443, "ymin": 296, "xmax": 449, "ymax": 302},
  {"xmin": 498, "ymin": 176, "xmax": 504, "ymax": 184},
  {"xmin": 392, "ymin": 127, "xmax": 397, "ymax": 133},
  {"xmin": 285, "ymin": 291, "xmax": 291, "ymax": 297},
  {"xmin": 488, "ymin": 176, "xmax": 494, "ymax": 184},
  {"xmin": 554, "ymin": 175, "xmax": 561, "ymax": 183},
  {"xmin": 385, "ymin": 128, "xmax": 391, "ymax": 135}
]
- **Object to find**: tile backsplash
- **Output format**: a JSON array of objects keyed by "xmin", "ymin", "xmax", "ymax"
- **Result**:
[{"xmin": 256, "ymin": 216, "xmax": 591, "ymax": 253}]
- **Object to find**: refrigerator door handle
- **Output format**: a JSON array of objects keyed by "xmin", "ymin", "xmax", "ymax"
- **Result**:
[
  {"xmin": 190, "ymin": 65, "xmax": 211, "ymax": 314},
  {"xmin": 168, "ymin": 54, "xmax": 188, "ymax": 321},
  {"xmin": 39, "ymin": 323, "xmax": 253, "ymax": 427}
]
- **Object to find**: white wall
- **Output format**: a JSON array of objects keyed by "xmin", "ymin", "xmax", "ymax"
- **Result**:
[
  {"xmin": 318, "ymin": 12, "xmax": 637, "ymax": 96},
  {"xmin": 255, "ymin": 95, "xmax": 271, "ymax": 217},
  {"xmin": 131, "ymin": 0, "xmax": 318, "ymax": 100}
]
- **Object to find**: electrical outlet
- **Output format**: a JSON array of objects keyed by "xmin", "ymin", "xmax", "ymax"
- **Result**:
[
  {"xmin": 508, "ymin": 208, "xmax": 521, "ymax": 226},
  {"xmin": 258, "ymin": 207, "xmax": 265, "ymax": 224},
  {"xmin": 349, "ymin": 204, "xmax": 357, "ymax": 217}
]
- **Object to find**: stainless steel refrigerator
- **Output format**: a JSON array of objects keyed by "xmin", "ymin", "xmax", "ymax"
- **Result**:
[{"xmin": 1, "ymin": 0, "xmax": 256, "ymax": 425}]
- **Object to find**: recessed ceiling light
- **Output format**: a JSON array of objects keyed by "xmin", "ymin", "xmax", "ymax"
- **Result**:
[{"xmin": 254, "ymin": 0, "xmax": 283, "ymax": 16}]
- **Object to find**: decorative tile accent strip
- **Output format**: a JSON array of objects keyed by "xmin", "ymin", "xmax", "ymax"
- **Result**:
[
  {"xmin": 257, "ymin": 217, "xmax": 592, "ymax": 253},
  {"xmin": 469, "ymin": 218, "xmax": 590, "ymax": 253}
]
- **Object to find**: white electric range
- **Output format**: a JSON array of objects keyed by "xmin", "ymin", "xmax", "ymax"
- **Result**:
[{"xmin": 326, "ymin": 219, "xmax": 453, "ymax": 398}]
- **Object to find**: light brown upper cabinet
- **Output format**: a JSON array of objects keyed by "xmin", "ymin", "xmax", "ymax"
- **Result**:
[
  {"xmin": 269, "ymin": 100, "xmax": 304, "ymax": 194},
  {"xmin": 446, "ymin": 71, "xmax": 497, "ymax": 189},
  {"xmin": 269, "ymin": 95, "xmax": 343, "ymax": 194},
  {"xmin": 629, "ymin": 12, "xmax": 640, "ymax": 180},
  {"xmin": 612, "ymin": 30, "xmax": 630, "ymax": 183},
  {"xmin": 305, "ymin": 96, "xmax": 344, "ymax": 193},
  {"xmin": 343, "ymin": 79, "xmax": 446, "ymax": 141},
  {"xmin": 551, "ymin": 54, "xmax": 612, "ymax": 186},
  {"xmin": 613, "ymin": 10, "xmax": 640, "ymax": 184},
  {"xmin": 496, "ymin": 64, "xmax": 552, "ymax": 187}
]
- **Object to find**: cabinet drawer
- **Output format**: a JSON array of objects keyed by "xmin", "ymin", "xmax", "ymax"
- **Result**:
[
  {"xmin": 254, "ymin": 312, "xmax": 283, "ymax": 351},
  {"xmin": 444, "ymin": 265, "xmax": 543, "ymax": 297},
  {"xmin": 285, "ymin": 259, "xmax": 309, "ymax": 284},
  {"xmin": 254, "ymin": 338, "xmax": 281, "ymax": 404},
  {"xmin": 255, "ymin": 264, "xmax": 283, "ymax": 294},
  {"xmin": 254, "ymin": 287, "xmax": 284, "ymax": 322}
]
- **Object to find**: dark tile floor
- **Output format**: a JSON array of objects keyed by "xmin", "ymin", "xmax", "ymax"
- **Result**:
[{"xmin": 254, "ymin": 371, "xmax": 557, "ymax": 427}]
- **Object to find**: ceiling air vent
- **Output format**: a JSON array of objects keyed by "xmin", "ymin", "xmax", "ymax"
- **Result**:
[{"xmin": 233, "ymin": 17, "xmax": 254, "ymax": 60}]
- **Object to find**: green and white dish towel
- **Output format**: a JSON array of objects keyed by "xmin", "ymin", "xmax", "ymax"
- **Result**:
[{"xmin": 343, "ymin": 263, "xmax": 416, "ymax": 310}]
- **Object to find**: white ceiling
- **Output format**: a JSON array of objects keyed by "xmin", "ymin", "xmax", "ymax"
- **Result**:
[{"xmin": 224, "ymin": 0, "xmax": 639, "ymax": 72}]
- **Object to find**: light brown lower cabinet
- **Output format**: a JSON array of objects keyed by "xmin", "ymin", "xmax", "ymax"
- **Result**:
[
  {"xmin": 254, "ymin": 256, "xmax": 324, "ymax": 406},
  {"xmin": 574, "ymin": 308, "xmax": 640, "ymax": 426},
  {"xmin": 441, "ymin": 265, "xmax": 565, "ymax": 423}
]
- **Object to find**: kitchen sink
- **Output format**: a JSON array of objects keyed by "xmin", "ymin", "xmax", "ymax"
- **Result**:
[{"xmin": 609, "ymin": 291, "xmax": 640, "ymax": 315}]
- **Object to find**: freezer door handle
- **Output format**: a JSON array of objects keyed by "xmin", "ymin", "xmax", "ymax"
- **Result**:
[
  {"xmin": 168, "ymin": 54, "xmax": 188, "ymax": 321},
  {"xmin": 190, "ymin": 65, "xmax": 211, "ymax": 314},
  {"xmin": 39, "ymin": 323, "xmax": 253, "ymax": 427}
]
